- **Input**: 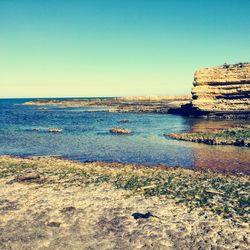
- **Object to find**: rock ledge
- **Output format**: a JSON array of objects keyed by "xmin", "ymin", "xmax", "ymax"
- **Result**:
[{"xmin": 170, "ymin": 63, "xmax": 250, "ymax": 118}]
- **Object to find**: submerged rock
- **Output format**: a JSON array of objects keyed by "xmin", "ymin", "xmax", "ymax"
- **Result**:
[
  {"xmin": 32, "ymin": 128, "xmax": 40, "ymax": 131},
  {"xmin": 119, "ymin": 119, "xmax": 129, "ymax": 123},
  {"xmin": 48, "ymin": 128, "xmax": 63, "ymax": 133},
  {"xmin": 32, "ymin": 128, "xmax": 63, "ymax": 133},
  {"xmin": 110, "ymin": 127, "xmax": 131, "ymax": 134}
]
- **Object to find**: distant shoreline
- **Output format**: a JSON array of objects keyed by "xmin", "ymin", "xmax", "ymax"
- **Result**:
[{"xmin": 20, "ymin": 95, "xmax": 191, "ymax": 114}]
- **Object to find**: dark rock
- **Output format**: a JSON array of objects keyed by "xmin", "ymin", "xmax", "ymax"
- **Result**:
[
  {"xmin": 46, "ymin": 221, "xmax": 61, "ymax": 227},
  {"xmin": 119, "ymin": 120, "xmax": 129, "ymax": 123},
  {"xmin": 132, "ymin": 212, "xmax": 159, "ymax": 220},
  {"xmin": 60, "ymin": 206, "xmax": 76, "ymax": 214}
]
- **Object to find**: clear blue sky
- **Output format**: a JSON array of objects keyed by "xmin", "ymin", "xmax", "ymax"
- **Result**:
[{"xmin": 0, "ymin": 0, "xmax": 249, "ymax": 98}]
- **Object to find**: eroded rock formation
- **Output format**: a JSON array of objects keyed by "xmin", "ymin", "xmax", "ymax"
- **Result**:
[
  {"xmin": 170, "ymin": 63, "xmax": 250, "ymax": 118},
  {"xmin": 192, "ymin": 63, "xmax": 250, "ymax": 114}
]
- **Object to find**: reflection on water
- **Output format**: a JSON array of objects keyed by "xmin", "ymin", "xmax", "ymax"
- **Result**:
[
  {"xmin": 186, "ymin": 119, "xmax": 250, "ymax": 174},
  {"xmin": 189, "ymin": 119, "xmax": 249, "ymax": 133},
  {"xmin": 192, "ymin": 143, "xmax": 250, "ymax": 174},
  {"xmin": 0, "ymin": 98, "xmax": 249, "ymax": 174}
]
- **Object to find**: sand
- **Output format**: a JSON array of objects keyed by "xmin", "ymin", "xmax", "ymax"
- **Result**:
[{"xmin": 0, "ymin": 156, "xmax": 249, "ymax": 250}]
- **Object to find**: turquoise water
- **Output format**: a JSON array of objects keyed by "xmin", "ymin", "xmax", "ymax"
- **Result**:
[{"xmin": 0, "ymin": 98, "xmax": 249, "ymax": 173}]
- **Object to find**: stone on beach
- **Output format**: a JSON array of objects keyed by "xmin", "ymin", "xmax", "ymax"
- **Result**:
[
  {"xmin": 46, "ymin": 221, "xmax": 61, "ymax": 227},
  {"xmin": 16, "ymin": 171, "xmax": 40, "ymax": 182}
]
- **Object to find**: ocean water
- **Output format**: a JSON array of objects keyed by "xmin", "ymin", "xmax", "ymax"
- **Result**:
[{"xmin": 0, "ymin": 98, "xmax": 249, "ymax": 173}]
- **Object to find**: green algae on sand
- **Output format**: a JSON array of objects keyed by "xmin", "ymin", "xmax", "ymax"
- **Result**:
[
  {"xmin": 0, "ymin": 156, "xmax": 249, "ymax": 223},
  {"xmin": 167, "ymin": 126, "xmax": 250, "ymax": 147}
]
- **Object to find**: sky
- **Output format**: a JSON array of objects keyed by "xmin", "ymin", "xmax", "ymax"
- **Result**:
[{"xmin": 0, "ymin": 0, "xmax": 250, "ymax": 98}]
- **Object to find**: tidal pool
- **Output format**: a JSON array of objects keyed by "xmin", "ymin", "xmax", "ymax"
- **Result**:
[{"xmin": 0, "ymin": 98, "xmax": 249, "ymax": 174}]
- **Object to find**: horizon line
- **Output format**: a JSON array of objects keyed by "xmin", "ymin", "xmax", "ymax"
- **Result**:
[{"xmin": 0, "ymin": 94, "xmax": 190, "ymax": 99}]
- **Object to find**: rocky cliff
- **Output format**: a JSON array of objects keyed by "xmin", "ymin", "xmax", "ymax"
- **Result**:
[
  {"xmin": 192, "ymin": 62, "xmax": 250, "ymax": 114},
  {"xmin": 170, "ymin": 63, "xmax": 250, "ymax": 118}
]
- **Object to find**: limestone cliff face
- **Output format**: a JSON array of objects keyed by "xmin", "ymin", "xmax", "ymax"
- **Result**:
[{"xmin": 191, "ymin": 63, "xmax": 250, "ymax": 115}]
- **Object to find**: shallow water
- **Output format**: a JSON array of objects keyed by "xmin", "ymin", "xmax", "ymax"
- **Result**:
[{"xmin": 0, "ymin": 98, "xmax": 249, "ymax": 174}]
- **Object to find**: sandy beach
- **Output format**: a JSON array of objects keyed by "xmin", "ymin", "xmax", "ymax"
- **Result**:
[
  {"xmin": 0, "ymin": 156, "xmax": 249, "ymax": 250},
  {"xmin": 1, "ymin": 0, "xmax": 250, "ymax": 249}
]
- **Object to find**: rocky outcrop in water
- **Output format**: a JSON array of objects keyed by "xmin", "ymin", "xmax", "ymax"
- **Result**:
[
  {"xmin": 167, "ymin": 126, "xmax": 250, "ymax": 147},
  {"xmin": 32, "ymin": 128, "xmax": 63, "ymax": 133},
  {"xmin": 21, "ymin": 96, "xmax": 191, "ymax": 114},
  {"xmin": 170, "ymin": 63, "xmax": 250, "ymax": 118},
  {"xmin": 192, "ymin": 62, "xmax": 250, "ymax": 115},
  {"xmin": 48, "ymin": 128, "xmax": 63, "ymax": 133},
  {"xmin": 110, "ymin": 127, "xmax": 131, "ymax": 134}
]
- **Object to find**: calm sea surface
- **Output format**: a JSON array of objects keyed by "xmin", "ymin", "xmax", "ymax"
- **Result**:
[{"xmin": 0, "ymin": 98, "xmax": 249, "ymax": 174}]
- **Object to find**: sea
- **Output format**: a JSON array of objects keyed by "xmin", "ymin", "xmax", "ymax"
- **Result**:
[{"xmin": 0, "ymin": 98, "xmax": 249, "ymax": 174}]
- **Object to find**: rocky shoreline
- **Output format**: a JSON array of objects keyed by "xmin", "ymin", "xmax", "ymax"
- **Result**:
[
  {"xmin": 167, "ymin": 126, "xmax": 250, "ymax": 147},
  {"xmin": 170, "ymin": 63, "xmax": 250, "ymax": 119},
  {"xmin": 20, "ymin": 63, "xmax": 250, "ymax": 119},
  {"xmin": 0, "ymin": 156, "xmax": 249, "ymax": 249},
  {"xmin": 21, "ymin": 95, "xmax": 191, "ymax": 114}
]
